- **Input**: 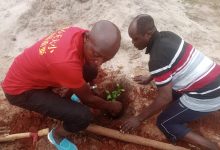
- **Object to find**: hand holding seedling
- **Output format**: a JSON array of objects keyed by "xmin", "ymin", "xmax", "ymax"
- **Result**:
[
  {"xmin": 105, "ymin": 84, "xmax": 125, "ymax": 101},
  {"xmin": 105, "ymin": 84, "xmax": 125, "ymax": 117},
  {"xmin": 109, "ymin": 101, "xmax": 123, "ymax": 117}
]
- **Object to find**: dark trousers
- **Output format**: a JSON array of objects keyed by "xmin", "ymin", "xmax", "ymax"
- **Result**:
[
  {"xmin": 156, "ymin": 90, "xmax": 209, "ymax": 142},
  {"xmin": 4, "ymin": 89, "xmax": 93, "ymax": 133}
]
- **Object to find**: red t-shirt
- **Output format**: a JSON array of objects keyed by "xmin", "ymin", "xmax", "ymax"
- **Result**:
[{"xmin": 2, "ymin": 27, "xmax": 87, "ymax": 95}]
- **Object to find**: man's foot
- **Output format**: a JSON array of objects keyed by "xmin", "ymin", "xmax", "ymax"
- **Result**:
[
  {"xmin": 217, "ymin": 142, "xmax": 220, "ymax": 149},
  {"xmin": 184, "ymin": 131, "xmax": 220, "ymax": 150},
  {"xmin": 48, "ymin": 128, "xmax": 78, "ymax": 150}
]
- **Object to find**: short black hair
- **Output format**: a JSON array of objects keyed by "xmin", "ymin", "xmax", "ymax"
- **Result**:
[{"xmin": 134, "ymin": 14, "xmax": 156, "ymax": 35}]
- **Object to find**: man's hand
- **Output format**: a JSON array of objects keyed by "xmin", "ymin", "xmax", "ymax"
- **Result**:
[
  {"xmin": 72, "ymin": 83, "xmax": 123, "ymax": 114},
  {"xmin": 120, "ymin": 83, "xmax": 173, "ymax": 133},
  {"xmin": 133, "ymin": 75, "xmax": 153, "ymax": 85},
  {"xmin": 120, "ymin": 116, "xmax": 141, "ymax": 133},
  {"xmin": 52, "ymin": 87, "xmax": 70, "ymax": 97},
  {"xmin": 108, "ymin": 101, "xmax": 123, "ymax": 117}
]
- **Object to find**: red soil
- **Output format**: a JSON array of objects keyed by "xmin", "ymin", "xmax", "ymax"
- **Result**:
[{"xmin": 1, "ymin": 69, "xmax": 219, "ymax": 150}]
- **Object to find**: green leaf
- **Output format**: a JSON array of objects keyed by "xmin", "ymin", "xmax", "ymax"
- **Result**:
[
  {"xmin": 105, "ymin": 84, "xmax": 125, "ymax": 102},
  {"xmin": 107, "ymin": 94, "xmax": 112, "ymax": 100}
]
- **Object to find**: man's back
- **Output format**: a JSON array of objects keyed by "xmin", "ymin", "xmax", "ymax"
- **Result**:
[
  {"xmin": 148, "ymin": 31, "xmax": 220, "ymax": 111},
  {"xmin": 2, "ymin": 27, "xmax": 86, "ymax": 95}
]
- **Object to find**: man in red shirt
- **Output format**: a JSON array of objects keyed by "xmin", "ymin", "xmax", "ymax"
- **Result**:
[{"xmin": 2, "ymin": 20, "xmax": 122, "ymax": 150}]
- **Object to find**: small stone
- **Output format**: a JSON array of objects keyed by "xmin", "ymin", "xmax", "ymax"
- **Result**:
[{"xmin": 11, "ymin": 37, "xmax": 16, "ymax": 41}]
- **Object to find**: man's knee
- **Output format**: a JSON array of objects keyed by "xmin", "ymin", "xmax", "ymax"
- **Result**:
[
  {"xmin": 77, "ymin": 106, "xmax": 93, "ymax": 128},
  {"xmin": 63, "ymin": 105, "xmax": 93, "ymax": 132},
  {"xmin": 156, "ymin": 115, "xmax": 189, "ymax": 142},
  {"xmin": 156, "ymin": 113, "xmax": 166, "ymax": 131},
  {"xmin": 156, "ymin": 115, "xmax": 174, "ymax": 136},
  {"xmin": 157, "ymin": 116, "xmax": 176, "ymax": 142}
]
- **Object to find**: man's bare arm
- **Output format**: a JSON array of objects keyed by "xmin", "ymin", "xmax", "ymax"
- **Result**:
[
  {"xmin": 137, "ymin": 82, "xmax": 172, "ymax": 122},
  {"xmin": 121, "ymin": 82, "xmax": 172, "ymax": 132}
]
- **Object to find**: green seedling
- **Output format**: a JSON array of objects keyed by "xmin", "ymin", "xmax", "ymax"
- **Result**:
[{"xmin": 105, "ymin": 84, "xmax": 125, "ymax": 101}]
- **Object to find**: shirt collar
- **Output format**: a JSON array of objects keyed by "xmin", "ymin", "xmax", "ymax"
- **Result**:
[{"xmin": 145, "ymin": 31, "xmax": 159, "ymax": 54}]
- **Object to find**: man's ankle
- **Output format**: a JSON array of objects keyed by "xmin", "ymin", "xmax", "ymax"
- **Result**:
[{"xmin": 52, "ymin": 128, "xmax": 64, "ymax": 144}]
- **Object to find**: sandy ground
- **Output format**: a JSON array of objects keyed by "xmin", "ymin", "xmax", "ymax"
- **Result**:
[{"xmin": 0, "ymin": 0, "xmax": 220, "ymax": 149}]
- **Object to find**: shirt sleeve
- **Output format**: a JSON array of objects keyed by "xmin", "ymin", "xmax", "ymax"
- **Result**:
[
  {"xmin": 153, "ymin": 71, "xmax": 172, "ymax": 87},
  {"xmin": 148, "ymin": 41, "xmax": 174, "ymax": 87},
  {"xmin": 148, "ymin": 32, "xmax": 185, "ymax": 87},
  {"xmin": 48, "ymin": 62, "xmax": 85, "ymax": 88}
]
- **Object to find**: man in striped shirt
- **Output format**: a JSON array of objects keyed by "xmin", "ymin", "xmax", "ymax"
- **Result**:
[{"xmin": 121, "ymin": 14, "xmax": 220, "ymax": 149}]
